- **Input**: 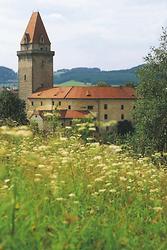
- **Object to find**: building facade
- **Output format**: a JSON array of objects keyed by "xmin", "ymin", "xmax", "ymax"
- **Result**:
[
  {"xmin": 18, "ymin": 12, "xmax": 137, "ymax": 129},
  {"xmin": 28, "ymin": 86, "xmax": 136, "ymax": 128}
]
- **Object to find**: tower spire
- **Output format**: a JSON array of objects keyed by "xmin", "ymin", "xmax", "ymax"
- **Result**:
[
  {"xmin": 21, "ymin": 12, "xmax": 50, "ymax": 45},
  {"xmin": 17, "ymin": 12, "xmax": 55, "ymax": 103}
]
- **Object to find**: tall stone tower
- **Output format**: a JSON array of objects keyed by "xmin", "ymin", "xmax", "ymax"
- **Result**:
[{"xmin": 17, "ymin": 12, "xmax": 55, "ymax": 102}]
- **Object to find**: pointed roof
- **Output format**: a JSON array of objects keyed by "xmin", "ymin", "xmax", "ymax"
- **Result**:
[{"xmin": 21, "ymin": 12, "xmax": 51, "ymax": 45}]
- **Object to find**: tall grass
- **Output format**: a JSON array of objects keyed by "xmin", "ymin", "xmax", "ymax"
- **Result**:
[{"xmin": 0, "ymin": 126, "xmax": 167, "ymax": 249}]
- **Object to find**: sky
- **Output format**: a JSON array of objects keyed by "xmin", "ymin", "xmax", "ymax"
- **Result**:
[{"xmin": 0, "ymin": 0, "xmax": 167, "ymax": 71}]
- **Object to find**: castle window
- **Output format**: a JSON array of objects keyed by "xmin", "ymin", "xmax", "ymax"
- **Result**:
[
  {"xmin": 121, "ymin": 114, "xmax": 124, "ymax": 120},
  {"xmin": 41, "ymin": 101, "xmax": 43, "ymax": 106},
  {"xmin": 121, "ymin": 105, "xmax": 124, "ymax": 110},
  {"xmin": 31, "ymin": 101, "xmax": 34, "ymax": 106},
  {"xmin": 24, "ymin": 74, "xmax": 26, "ymax": 81},
  {"xmin": 59, "ymin": 101, "xmax": 61, "ymax": 106},
  {"xmin": 104, "ymin": 104, "xmax": 108, "ymax": 110},
  {"xmin": 40, "ymin": 35, "xmax": 45, "ymax": 44},
  {"xmin": 88, "ymin": 106, "xmax": 93, "ymax": 110},
  {"xmin": 68, "ymin": 105, "xmax": 71, "ymax": 110},
  {"xmin": 104, "ymin": 114, "xmax": 108, "ymax": 120},
  {"xmin": 52, "ymin": 101, "xmax": 55, "ymax": 106}
]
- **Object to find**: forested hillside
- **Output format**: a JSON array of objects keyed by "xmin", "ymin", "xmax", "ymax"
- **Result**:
[
  {"xmin": 54, "ymin": 65, "xmax": 142, "ymax": 85},
  {"xmin": 0, "ymin": 67, "xmax": 17, "ymax": 83},
  {"xmin": 0, "ymin": 65, "xmax": 142, "ymax": 86}
]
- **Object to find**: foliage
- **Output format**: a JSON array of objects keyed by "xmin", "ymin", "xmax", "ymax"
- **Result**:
[
  {"xmin": 54, "ymin": 66, "xmax": 141, "ymax": 85},
  {"xmin": 133, "ymin": 28, "xmax": 167, "ymax": 155},
  {"xmin": 44, "ymin": 110, "xmax": 62, "ymax": 132},
  {"xmin": 0, "ymin": 90, "xmax": 27, "ymax": 124},
  {"xmin": 117, "ymin": 120, "xmax": 134, "ymax": 136},
  {"xmin": 65, "ymin": 118, "xmax": 96, "ymax": 142},
  {"xmin": 94, "ymin": 81, "xmax": 110, "ymax": 87},
  {"xmin": 0, "ymin": 126, "xmax": 167, "ymax": 249}
]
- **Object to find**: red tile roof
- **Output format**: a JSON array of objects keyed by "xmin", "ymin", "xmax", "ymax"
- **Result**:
[
  {"xmin": 60, "ymin": 110, "xmax": 91, "ymax": 119},
  {"xmin": 29, "ymin": 86, "xmax": 136, "ymax": 100},
  {"xmin": 21, "ymin": 12, "xmax": 50, "ymax": 45},
  {"xmin": 66, "ymin": 86, "xmax": 136, "ymax": 99},
  {"xmin": 29, "ymin": 87, "xmax": 72, "ymax": 99}
]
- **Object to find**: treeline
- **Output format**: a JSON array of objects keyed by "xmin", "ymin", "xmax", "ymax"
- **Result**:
[{"xmin": 54, "ymin": 66, "xmax": 141, "ymax": 85}]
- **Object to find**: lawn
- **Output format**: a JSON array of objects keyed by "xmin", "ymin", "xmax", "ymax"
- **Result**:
[{"xmin": 0, "ymin": 126, "xmax": 167, "ymax": 250}]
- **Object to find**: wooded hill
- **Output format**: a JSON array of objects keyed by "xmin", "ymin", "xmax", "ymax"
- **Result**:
[
  {"xmin": 0, "ymin": 67, "xmax": 17, "ymax": 83},
  {"xmin": 54, "ymin": 65, "xmax": 142, "ymax": 85},
  {"xmin": 0, "ymin": 65, "xmax": 142, "ymax": 85}
]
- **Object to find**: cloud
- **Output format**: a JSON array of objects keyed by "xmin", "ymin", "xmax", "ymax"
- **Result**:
[{"xmin": 0, "ymin": 0, "xmax": 167, "ymax": 71}]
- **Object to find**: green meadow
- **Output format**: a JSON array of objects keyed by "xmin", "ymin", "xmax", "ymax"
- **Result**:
[
  {"xmin": 0, "ymin": 126, "xmax": 167, "ymax": 250},
  {"xmin": 55, "ymin": 80, "xmax": 89, "ymax": 87}
]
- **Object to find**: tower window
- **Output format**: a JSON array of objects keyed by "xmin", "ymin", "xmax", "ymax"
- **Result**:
[
  {"xmin": 68, "ymin": 105, "xmax": 71, "ymax": 110},
  {"xmin": 104, "ymin": 114, "xmax": 108, "ymax": 120},
  {"xmin": 59, "ymin": 101, "xmax": 61, "ymax": 106},
  {"xmin": 31, "ymin": 101, "xmax": 34, "ymax": 106},
  {"xmin": 40, "ymin": 35, "xmax": 45, "ymax": 44},
  {"xmin": 121, "ymin": 105, "xmax": 124, "ymax": 110},
  {"xmin": 41, "ymin": 101, "xmax": 43, "ymax": 106},
  {"xmin": 104, "ymin": 104, "xmax": 108, "ymax": 110},
  {"xmin": 24, "ymin": 74, "xmax": 26, "ymax": 81},
  {"xmin": 121, "ymin": 114, "xmax": 124, "ymax": 120},
  {"xmin": 52, "ymin": 101, "xmax": 55, "ymax": 106}
]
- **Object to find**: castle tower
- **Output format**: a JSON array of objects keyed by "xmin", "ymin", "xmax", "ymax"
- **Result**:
[{"xmin": 17, "ymin": 12, "xmax": 55, "ymax": 102}]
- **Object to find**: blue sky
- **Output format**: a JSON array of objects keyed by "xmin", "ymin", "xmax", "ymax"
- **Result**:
[{"xmin": 0, "ymin": 0, "xmax": 167, "ymax": 71}]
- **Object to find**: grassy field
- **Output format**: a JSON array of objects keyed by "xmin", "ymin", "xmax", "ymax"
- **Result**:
[
  {"xmin": 0, "ymin": 126, "xmax": 167, "ymax": 250},
  {"xmin": 54, "ymin": 80, "xmax": 90, "ymax": 87}
]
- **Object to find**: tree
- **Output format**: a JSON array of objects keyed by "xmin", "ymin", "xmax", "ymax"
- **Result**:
[
  {"xmin": 117, "ymin": 120, "xmax": 134, "ymax": 136},
  {"xmin": 95, "ymin": 81, "xmax": 110, "ymax": 87},
  {"xmin": 133, "ymin": 28, "xmax": 167, "ymax": 154},
  {"xmin": 0, "ymin": 89, "xmax": 27, "ymax": 124}
]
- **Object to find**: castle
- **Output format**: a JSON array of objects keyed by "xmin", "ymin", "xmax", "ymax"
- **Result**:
[{"xmin": 17, "ymin": 12, "xmax": 136, "ymax": 130}]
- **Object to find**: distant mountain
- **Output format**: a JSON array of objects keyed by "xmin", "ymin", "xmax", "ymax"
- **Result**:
[
  {"xmin": 0, "ymin": 67, "xmax": 17, "ymax": 83},
  {"xmin": 0, "ymin": 65, "xmax": 143, "ymax": 86},
  {"xmin": 54, "ymin": 65, "xmax": 143, "ymax": 85}
]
